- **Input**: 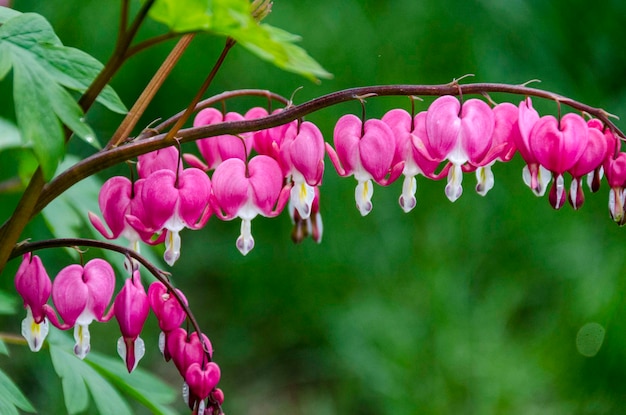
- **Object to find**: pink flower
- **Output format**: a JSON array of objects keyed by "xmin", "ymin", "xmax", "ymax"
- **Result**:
[
  {"xmin": 605, "ymin": 152, "xmax": 626, "ymax": 223},
  {"xmin": 327, "ymin": 114, "xmax": 401, "ymax": 215},
  {"xmin": 382, "ymin": 109, "xmax": 440, "ymax": 212},
  {"xmin": 528, "ymin": 113, "xmax": 588, "ymax": 209},
  {"xmin": 515, "ymin": 98, "xmax": 552, "ymax": 196},
  {"xmin": 471, "ymin": 102, "xmax": 519, "ymax": 196},
  {"xmin": 50, "ymin": 259, "xmax": 115, "ymax": 359},
  {"xmin": 280, "ymin": 121, "xmax": 325, "ymax": 219},
  {"xmin": 114, "ymin": 271, "xmax": 150, "ymax": 373},
  {"xmin": 425, "ymin": 95, "xmax": 494, "ymax": 202},
  {"xmin": 185, "ymin": 108, "xmax": 252, "ymax": 171},
  {"xmin": 127, "ymin": 168, "xmax": 212, "ymax": 265},
  {"xmin": 567, "ymin": 122, "xmax": 609, "ymax": 209},
  {"xmin": 247, "ymin": 107, "xmax": 297, "ymax": 161},
  {"xmin": 15, "ymin": 253, "xmax": 52, "ymax": 352},
  {"xmin": 185, "ymin": 361, "xmax": 221, "ymax": 413},
  {"xmin": 211, "ymin": 155, "xmax": 290, "ymax": 255},
  {"xmin": 166, "ymin": 327, "xmax": 213, "ymax": 378}
]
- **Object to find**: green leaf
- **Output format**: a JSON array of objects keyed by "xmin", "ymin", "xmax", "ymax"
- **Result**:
[
  {"xmin": 49, "ymin": 333, "xmax": 133, "ymax": 415},
  {"xmin": 0, "ymin": 12, "xmax": 128, "ymax": 178},
  {"xmin": 0, "ymin": 339, "xmax": 8, "ymax": 356},
  {"xmin": 11, "ymin": 53, "xmax": 65, "ymax": 180},
  {"xmin": 147, "ymin": 0, "xmax": 331, "ymax": 81},
  {"xmin": 0, "ymin": 6, "xmax": 20, "ymax": 24},
  {"xmin": 0, "ymin": 367, "xmax": 36, "ymax": 413},
  {"xmin": 0, "ymin": 117, "xmax": 23, "ymax": 152},
  {"xmin": 233, "ymin": 23, "xmax": 333, "ymax": 83},
  {"xmin": 86, "ymin": 352, "xmax": 179, "ymax": 415}
]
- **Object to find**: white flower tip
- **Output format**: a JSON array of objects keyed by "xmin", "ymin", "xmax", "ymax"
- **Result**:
[{"xmin": 21, "ymin": 310, "xmax": 49, "ymax": 352}]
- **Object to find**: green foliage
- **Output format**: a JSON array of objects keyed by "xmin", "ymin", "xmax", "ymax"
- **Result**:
[
  {"xmin": 48, "ymin": 331, "xmax": 177, "ymax": 415},
  {"xmin": 0, "ymin": 9, "xmax": 126, "ymax": 180},
  {"xmin": 0, "ymin": 366, "xmax": 35, "ymax": 414},
  {"xmin": 147, "ymin": 0, "xmax": 331, "ymax": 82}
]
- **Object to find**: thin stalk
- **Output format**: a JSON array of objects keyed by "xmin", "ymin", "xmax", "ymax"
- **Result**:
[
  {"xmin": 163, "ymin": 37, "xmax": 237, "ymax": 142},
  {"xmin": 107, "ymin": 33, "xmax": 196, "ymax": 149}
]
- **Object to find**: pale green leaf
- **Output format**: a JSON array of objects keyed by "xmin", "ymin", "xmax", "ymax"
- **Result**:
[
  {"xmin": 0, "ymin": 367, "xmax": 36, "ymax": 413},
  {"xmin": 11, "ymin": 53, "xmax": 64, "ymax": 180},
  {"xmin": 49, "ymin": 334, "xmax": 133, "ymax": 415},
  {"xmin": 149, "ymin": 0, "xmax": 214, "ymax": 32},
  {"xmin": 0, "ymin": 6, "xmax": 20, "ymax": 23},
  {"xmin": 0, "ymin": 339, "xmax": 8, "ymax": 356}
]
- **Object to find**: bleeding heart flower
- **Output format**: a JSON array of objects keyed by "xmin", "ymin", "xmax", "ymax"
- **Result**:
[
  {"xmin": 137, "ymin": 146, "xmax": 182, "ymax": 178},
  {"xmin": 50, "ymin": 259, "xmax": 115, "ymax": 359},
  {"xmin": 605, "ymin": 152, "xmax": 626, "ymax": 223},
  {"xmin": 184, "ymin": 361, "xmax": 221, "ymax": 412},
  {"xmin": 425, "ymin": 95, "xmax": 494, "ymax": 202},
  {"xmin": 382, "ymin": 109, "xmax": 440, "ymax": 212},
  {"xmin": 15, "ymin": 253, "xmax": 52, "ymax": 352},
  {"xmin": 515, "ymin": 98, "xmax": 552, "ymax": 196},
  {"xmin": 166, "ymin": 327, "xmax": 213, "ymax": 378},
  {"xmin": 127, "ymin": 168, "xmax": 211, "ymax": 265},
  {"xmin": 211, "ymin": 155, "xmax": 290, "ymax": 255},
  {"xmin": 529, "ymin": 112, "xmax": 588, "ymax": 209},
  {"xmin": 567, "ymin": 123, "xmax": 609, "ymax": 209},
  {"xmin": 327, "ymin": 114, "xmax": 402, "ymax": 215},
  {"xmin": 280, "ymin": 121, "xmax": 325, "ymax": 219}
]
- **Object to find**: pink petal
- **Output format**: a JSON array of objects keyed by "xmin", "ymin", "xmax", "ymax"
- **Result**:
[
  {"xmin": 426, "ymin": 95, "xmax": 461, "ymax": 161},
  {"xmin": 359, "ymin": 119, "xmax": 395, "ymax": 183},
  {"xmin": 211, "ymin": 158, "xmax": 249, "ymax": 218},
  {"xmin": 247, "ymin": 155, "xmax": 284, "ymax": 216},
  {"xmin": 333, "ymin": 114, "xmax": 363, "ymax": 175}
]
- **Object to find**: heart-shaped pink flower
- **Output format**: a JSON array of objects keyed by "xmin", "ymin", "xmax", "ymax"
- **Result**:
[
  {"xmin": 185, "ymin": 361, "xmax": 221, "ymax": 405},
  {"xmin": 166, "ymin": 328, "xmax": 213, "ymax": 378}
]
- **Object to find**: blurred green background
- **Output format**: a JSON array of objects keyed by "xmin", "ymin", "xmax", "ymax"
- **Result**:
[{"xmin": 2, "ymin": 0, "xmax": 626, "ymax": 414}]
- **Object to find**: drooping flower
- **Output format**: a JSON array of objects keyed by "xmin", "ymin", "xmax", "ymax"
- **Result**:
[
  {"xmin": 14, "ymin": 253, "xmax": 52, "ymax": 352},
  {"xmin": 148, "ymin": 281, "xmax": 188, "ymax": 361},
  {"xmin": 567, "ymin": 122, "xmax": 609, "ymax": 209},
  {"xmin": 50, "ymin": 259, "xmax": 115, "ymax": 359},
  {"xmin": 605, "ymin": 152, "xmax": 626, "ymax": 223},
  {"xmin": 326, "ymin": 114, "xmax": 402, "ymax": 215},
  {"xmin": 382, "ymin": 109, "xmax": 440, "ymax": 212},
  {"xmin": 185, "ymin": 361, "xmax": 221, "ymax": 413},
  {"xmin": 114, "ymin": 271, "xmax": 150, "ymax": 373},
  {"xmin": 515, "ymin": 98, "xmax": 552, "ymax": 196},
  {"xmin": 166, "ymin": 327, "xmax": 213, "ymax": 378},
  {"xmin": 470, "ymin": 102, "xmax": 519, "ymax": 196},
  {"xmin": 280, "ymin": 121, "xmax": 325, "ymax": 219},
  {"xmin": 211, "ymin": 155, "xmax": 290, "ymax": 255},
  {"xmin": 127, "ymin": 168, "xmax": 212, "ymax": 266},
  {"xmin": 425, "ymin": 95, "xmax": 494, "ymax": 202},
  {"xmin": 528, "ymin": 112, "xmax": 588, "ymax": 209}
]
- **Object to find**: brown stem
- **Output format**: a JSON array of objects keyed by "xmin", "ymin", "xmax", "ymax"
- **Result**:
[{"xmin": 107, "ymin": 34, "xmax": 196, "ymax": 150}]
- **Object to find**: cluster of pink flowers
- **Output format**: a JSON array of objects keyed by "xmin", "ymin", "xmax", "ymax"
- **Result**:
[
  {"xmin": 86, "ymin": 96, "xmax": 626, "ymax": 262},
  {"xmin": 14, "ymin": 93, "xmax": 626, "ymax": 414},
  {"xmin": 14, "ymin": 253, "xmax": 223, "ymax": 414}
]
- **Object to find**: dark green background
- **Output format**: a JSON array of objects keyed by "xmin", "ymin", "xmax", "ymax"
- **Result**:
[{"xmin": 2, "ymin": 1, "xmax": 626, "ymax": 414}]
